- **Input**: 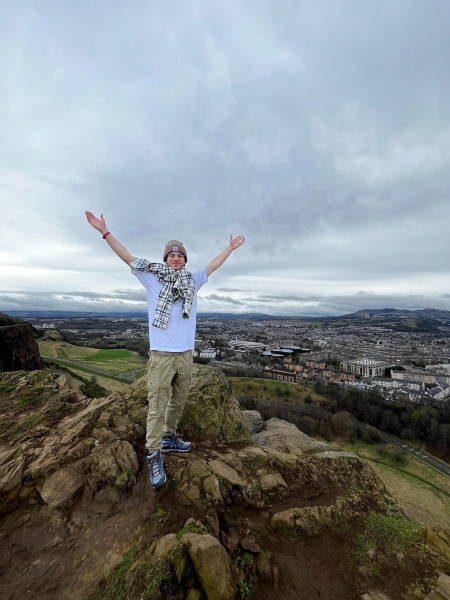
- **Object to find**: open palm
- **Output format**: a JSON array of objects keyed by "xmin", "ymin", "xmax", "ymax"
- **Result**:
[
  {"xmin": 229, "ymin": 235, "xmax": 245, "ymax": 250},
  {"xmin": 85, "ymin": 211, "xmax": 107, "ymax": 232}
]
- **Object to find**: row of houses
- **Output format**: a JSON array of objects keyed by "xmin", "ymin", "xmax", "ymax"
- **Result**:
[
  {"xmin": 339, "ymin": 376, "xmax": 450, "ymax": 404},
  {"xmin": 261, "ymin": 365, "xmax": 355, "ymax": 385}
]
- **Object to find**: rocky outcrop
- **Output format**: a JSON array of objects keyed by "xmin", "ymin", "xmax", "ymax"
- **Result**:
[
  {"xmin": 0, "ymin": 323, "xmax": 44, "ymax": 372},
  {"xmin": 251, "ymin": 417, "xmax": 329, "ymax": 456},
  {"xmin": 0, "ymin": 366, "xmax": 444, "ymax": 600}
]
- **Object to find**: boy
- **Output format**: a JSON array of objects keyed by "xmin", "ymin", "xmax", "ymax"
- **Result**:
[{"xmin": 85, "ymin": 211, "xmax": 244, "ymax": 489}]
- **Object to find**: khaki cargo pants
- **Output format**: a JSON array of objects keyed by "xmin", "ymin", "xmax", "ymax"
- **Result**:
[{"xmin": 146, "ymin": 350, "xmax": 193, "ymax": 454}]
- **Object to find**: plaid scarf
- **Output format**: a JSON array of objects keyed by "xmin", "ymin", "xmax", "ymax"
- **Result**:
[{"xmin": 131, "ymin": 258, "xmax": 195, "ymax": 329}]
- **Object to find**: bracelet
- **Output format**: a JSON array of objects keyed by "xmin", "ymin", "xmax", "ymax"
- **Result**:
[{"xmin": 102, "ymin": 232, "xmax": 111, "ymax": 239}]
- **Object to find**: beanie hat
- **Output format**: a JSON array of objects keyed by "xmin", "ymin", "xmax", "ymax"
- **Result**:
[{"xmin": 163, "ymin": 240, "xmax": 188, "ymax": 263}]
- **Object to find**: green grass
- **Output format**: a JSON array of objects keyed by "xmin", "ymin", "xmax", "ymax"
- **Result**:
[
  {"xmin": 39, "ymin": 341, "xmax": 146, "ymax": 376},
  {"xmin": 347, "ymin": 510, "xmax": 425, "ymax": 566},
  {"xmin": 230, "ymin": 376, "xmax": 324, "ymax": 404},
  {"xmin": 84, "ymin": 349, "xmax": 134, "ymax": 361},
  {"xmin": 89, "ymin": 547, "xmax": 137, "ymax": 600},
  {"xmin": 43, "ymin": 358, "xmax": 132, "ymax": 384}
]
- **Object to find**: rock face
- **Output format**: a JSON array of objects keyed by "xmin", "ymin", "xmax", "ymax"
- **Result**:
[
  {"xmin": 131, "ymin": 363, "xmax": 250, "ymax": 443},
  {"xmin": 252, "ymin": 417, "xmax": 329, "ymax": 456},
  {"xmin": 0, "ymin": 365, "xmax": 444, "ymax": 600},
  {"xmin": 0, "ymin": 322, "xmax": 44, "ymax": 372}
]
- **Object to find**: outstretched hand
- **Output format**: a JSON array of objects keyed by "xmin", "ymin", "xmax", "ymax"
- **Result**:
[
  {"xmin": 85, "ymin": 211, "xmax": 107, "ymax": 233},
  {"xmin": 229, "ymin": 234, "xmax": 245, "ymax": 250}
]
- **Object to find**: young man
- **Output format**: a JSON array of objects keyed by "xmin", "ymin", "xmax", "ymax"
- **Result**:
[{"xmin": 85, "ymin": 211, "xmax": 245, "ymax": 489}]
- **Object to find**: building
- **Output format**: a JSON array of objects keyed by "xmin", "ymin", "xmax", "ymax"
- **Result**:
[{"xmin": 340, "ymin": 358, "xmax": 390, "ymax": 377}]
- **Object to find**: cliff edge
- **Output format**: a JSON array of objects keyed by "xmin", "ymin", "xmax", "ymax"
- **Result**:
[{"xmin": 0, "ymin": 312, "xmax": 43, "ymax": 372}]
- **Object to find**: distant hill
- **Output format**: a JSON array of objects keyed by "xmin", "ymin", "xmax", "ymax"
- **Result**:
[{"xmin": 341, "ymin": 308, "xmax": 450, "ymax": 322}]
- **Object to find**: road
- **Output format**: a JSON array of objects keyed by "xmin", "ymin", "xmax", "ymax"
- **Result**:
[{"xmin": 380, "ymin": 432, "xmax": 450, "ymax": 478}]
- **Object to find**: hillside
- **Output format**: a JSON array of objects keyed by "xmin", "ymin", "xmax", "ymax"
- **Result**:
[
  {"xmin": 38, "ymin": 339, "xmax": 147, "ymax": 381},
  {"xmin": 1, "ymin": 366, "xmax": 449, "ymax": 599}
]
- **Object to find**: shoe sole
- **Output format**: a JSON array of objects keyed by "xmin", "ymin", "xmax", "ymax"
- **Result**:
[
  {"xmin": 150, "ymin": 473, "xmax": 167, "ymax": 490},
  {"xmin": 161, "ymin": 447, "xmax": 192, "ymax": 453}
]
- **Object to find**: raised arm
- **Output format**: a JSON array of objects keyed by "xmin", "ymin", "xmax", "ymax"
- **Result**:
[
  {"xmin": 85, "ymin": 211, "xmax": 135, "ymax": 266},
  {"xmin": 205, "ymin": 235, "xmax": 245, "ymax": 277}
]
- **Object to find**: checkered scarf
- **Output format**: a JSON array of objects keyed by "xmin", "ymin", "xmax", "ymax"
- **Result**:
[{"xmin": 131, "ymin": 258, "xmax": 195, "ymax": 329}]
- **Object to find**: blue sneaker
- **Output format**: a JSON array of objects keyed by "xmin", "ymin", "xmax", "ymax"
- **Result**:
[
  {"xmin": 146, "ymin": 450, "xmax": 166, "ymax": 490},
  {"xmin": 161, "ymin": 434, "xmax": 192, "ymax": 453}
]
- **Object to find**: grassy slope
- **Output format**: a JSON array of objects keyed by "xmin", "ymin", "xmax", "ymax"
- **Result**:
[
  {"xmin": 342, "ymin": 441, "xmax": 450, "ymax": 530},
  {"xmin": 230, "ymin": 376, "xmax": 325, "ymax": 404},
  {"xmin": 39, "ymin": 340, "xmax": 147, "ymax": 377}
]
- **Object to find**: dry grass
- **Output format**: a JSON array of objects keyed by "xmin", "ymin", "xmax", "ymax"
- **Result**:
[{"xmin": 343, "ymin": 442, "xmax": 450, "ymax": 530}]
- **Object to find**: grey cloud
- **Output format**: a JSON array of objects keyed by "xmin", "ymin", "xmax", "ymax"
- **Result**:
[
  {"xmin": 1, "ymin": 1, "xmax": 450, "ymax": 315},
  {"xmin": 203, "ymin": 294, "xmax": 245, "ymax": 306}
]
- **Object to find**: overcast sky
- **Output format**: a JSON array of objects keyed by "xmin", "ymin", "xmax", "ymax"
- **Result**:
[{"xmin": 1, "ymin": 1, "xmax": 450, "ymax": 317}]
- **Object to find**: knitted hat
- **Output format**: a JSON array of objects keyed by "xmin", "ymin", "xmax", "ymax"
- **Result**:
[{"xmin": 163, "ymin": 240, "xmax": 188, "ymax": 263}]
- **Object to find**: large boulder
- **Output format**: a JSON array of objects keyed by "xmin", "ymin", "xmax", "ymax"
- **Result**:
[
  {"xmin": 37, "ymin": 466, "xmax": 84, "ymax": 509},
  {"xmin": 252, "ymin": 417, "xmax": 328, "ymax": 456},
  {"xmin": 241, "ymin": 410, "xmax": 265, "ymax": 434},
  {"xmin": 0, "ymin": 317, "xmax": 43, "ymax": 372},
  {"xmin": 182, "ymin": 533, "xmax": 236, "ymax": 600},
  {"xmin": 130, "ymin": 364, "xmax": 250, "ymax": 444}
]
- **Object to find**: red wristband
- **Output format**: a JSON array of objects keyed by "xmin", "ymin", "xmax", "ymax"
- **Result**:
[{"xmin": 102, "ymin": 232, "xmax": 111, "ymax": 239}]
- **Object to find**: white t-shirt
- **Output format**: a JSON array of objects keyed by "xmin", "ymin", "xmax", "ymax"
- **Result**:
[{"xmin": 132, "ymin": 267, "xmax": 208, "ymax": 352}]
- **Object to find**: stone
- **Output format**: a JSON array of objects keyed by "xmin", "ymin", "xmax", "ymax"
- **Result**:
[
  {"xmin": 97, "ymin": 440, "xmax": 138, "ymax": 485},
  {"xmin": 182, "ymin": 533, "xmax": 236, "ymax": 600},
  {"xmin": 427, "ymin": 529, "xmax": 450, "ymax": 563},
  {"xmin": 55, "ymin": 375, "xmax": 69, "ymax": 391},
  {"xmin": 37, "ymin": 466, "xmax": 84, "ymax": 509},
  {"xmin": 153, "ymin": 533, "xmax": 178, "ymax": 558},
  {"xmin": 29, "ymin": 451, "xmax": 59, "ymax": 479},
  {"xmin": 424, "ymin": 573, "xmax": 450, "ymax": 600},
  {"xmin": 67, "ymin": 438, "xmax": 95, "ymax": 460},
  {"xmin": 263, "ymin": 447, "xmax": 298, "ymax": 470},
  {"xmin": 183, "ymin": 484, "xmax": 201, "ymax": 502},
  {"xmin": 208, "ymin": 460, "xmax": 245, "ymax": 487},
  {"xmin": 219, "ymin": 453, "xmax": 244, "ymax": 472},
  {"xmin": 361, "ymin": 592, "xmax": 394, "ymax": 600},
  {"xmin": 188, "ymin": 459, "xmax": 210, "ymax": 479},
  {"xmin": 220, "ymin": 530, "xmax": 239, "ymax": 553},
  {"xmin": 186, "ymin": 589, "xmax": 202, "ymax": 600},
  {"xmin": 241, "ymin": 410, "xmax": 265, "ymax": 434},
  {"xmin": 256, "ymin": 555, "xmax": 273, "ymax": 586},
  {"xmin": 0, "ymin": 459, "xmax": 24, "ymax": 494},
  {"xmin": 270, "ymin": 508, "xmax": 301, "ymax": 529},
  {"xmin": 176, "ymin": 364, "xmax": 250, "ymax": 443},
  {"xmin": 237, "ymin": 446, "xmax": 268, "ymax": 461},
  {"xmin": 0, "ymin": 446, "xmax": 16, "ymax": 467},
  {"xmin": 240, "ymin": 535, "xmax": 261, "ymax": 553},
  {"xmin": 252, "ymin": 418, "xmax": 328, "ymax": 456},
  {"xmin": 205, "ymin": 513, "xmax": 220, "ymax": 538},
  {"xmin": 202, "ymin": 475, "xmax": 222, "ymax": 501},
  {"xmin": 259, "ymin": 473, "xmax": 288, "ymax": 493}
]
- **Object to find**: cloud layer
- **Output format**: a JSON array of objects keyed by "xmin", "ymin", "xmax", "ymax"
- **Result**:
[{"xmin": 1, "ymin": 1, "xmax": 449, "ymax": 316}]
